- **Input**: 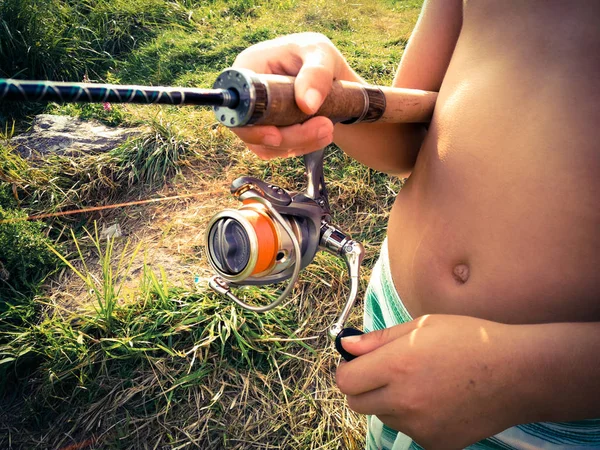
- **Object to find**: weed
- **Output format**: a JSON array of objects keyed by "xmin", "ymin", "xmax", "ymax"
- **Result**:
[
  {"xmin": 47, "ymin": 102, "xmax": 127, "ymax": 127},
  {"xmin": 0, "ymin": 182, "xmax": 16, "ymax": 209},
  {"xmin": 0, "ymin": 119, "xmax": 190, "ymax": 213},
  {"xmin": 0, "ymin": 0, "xmax": 104, "ymax": 81},
  {"xmin": 242, "ymin": 27, "xmax": 274, "ymax": 44},
  {"xmin": 47, "ymin": 224, "xmax": 143, "ymax": 333},
  {"xmin": 0, "ymin": 206, "xmax": 59, "ymax": 298}
]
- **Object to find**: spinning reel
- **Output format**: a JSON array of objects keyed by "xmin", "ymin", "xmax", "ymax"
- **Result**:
[{"xmin": 205, "ymin": 149, "xmax": 365, "ymax": 354}]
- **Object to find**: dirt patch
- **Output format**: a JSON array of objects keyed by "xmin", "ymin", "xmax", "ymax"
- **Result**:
[{"xmin": 48, "ymin": 171, "xmax": 235, "ymax": 311}]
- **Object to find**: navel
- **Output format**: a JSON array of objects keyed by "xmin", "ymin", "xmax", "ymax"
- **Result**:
[{"xmin": 453, "ymin": 263, "xmax": 470, "ymax": 284}]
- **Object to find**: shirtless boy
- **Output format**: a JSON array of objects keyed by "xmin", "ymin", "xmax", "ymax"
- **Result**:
[{"xmin": 231, "ymin": 1, "xmax": 600, "ymax": 448}]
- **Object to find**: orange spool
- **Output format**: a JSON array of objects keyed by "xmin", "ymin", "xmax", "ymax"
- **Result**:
[{"xmin": 240, "ymin": 200, "xmax": 279, "ymax": 275}]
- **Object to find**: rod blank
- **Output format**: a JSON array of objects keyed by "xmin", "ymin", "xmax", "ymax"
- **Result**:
[
  {"xmin": 0, "ymin": 79, "xmax": 239, "ymax": 107},
  {"xmin": 0, "ymin": 69, "xmax": 438, "ymax": 127}
]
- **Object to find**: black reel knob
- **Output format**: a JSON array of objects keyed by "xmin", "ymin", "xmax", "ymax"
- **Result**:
[{"xmin": 335, "ymin": 327, "xmax": 364, "ymax": 362}]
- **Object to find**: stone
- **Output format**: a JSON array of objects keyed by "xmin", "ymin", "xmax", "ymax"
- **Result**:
[
  {"xmin": 10, "ymin": 114, "xmax": 146, "ymax": 158},
  {"xmin": 100, "ymin": 223, "xmax": 123, "ymax": 239}
]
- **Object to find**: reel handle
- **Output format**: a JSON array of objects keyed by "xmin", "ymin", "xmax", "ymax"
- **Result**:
[
  {"xmin": 320, "ymin": 224, "xmax": 365, "ymax": 335},
  {"xmin": 335, "ymin": 328, "xmax": 364, "ymax": 362},
  {"xmin": 213, "ymin": 69, "xmax": 437, "ymax": 127}
]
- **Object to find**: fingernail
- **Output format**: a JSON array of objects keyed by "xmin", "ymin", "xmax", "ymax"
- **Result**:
[
  {"xmin": 263, "ymin": 134, "xmax": 281, "ymax": 147},
  {"xmin": 341, "ymin": 335, "xmax": 362, "ymax": 344},
  {"xmin": 305, "ymin": 88, "xmax": 323, "ymax": 113},
  {"xmin": 317, "ymin": 125, "xmax": 332, "ymax": 140}
]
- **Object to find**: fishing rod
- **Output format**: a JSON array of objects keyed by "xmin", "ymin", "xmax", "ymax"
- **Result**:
[
  {"xmin": 0, "ymin": 68, "xmax": 438, "ymax": 127},
  {"xmin": 1, "ymin": 68, "xmax": 439, "ymax": 359}
]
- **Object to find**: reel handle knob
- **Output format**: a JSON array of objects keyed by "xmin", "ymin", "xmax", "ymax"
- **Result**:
[{"xmin": 335, "ymin": 327, "xmax": 364, "ymax": 362}]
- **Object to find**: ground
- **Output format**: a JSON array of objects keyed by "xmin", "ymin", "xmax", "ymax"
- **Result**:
[{"xmin": 0, "ymin": 1, "xmax": 421, "ymax": 448}]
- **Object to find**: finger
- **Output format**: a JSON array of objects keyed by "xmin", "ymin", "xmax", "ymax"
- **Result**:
[
  {"xmin": 232, "ymin": 42, "xmax": 299, "ymax": 75},
  {"xmin": 232, "ymin": 38, "xmax": 305, "ymax": 76},
  {"xmin": 295, "ymin": 47, "xmax": 337, "ymax": 114},
  {"xmin": 345, "ymin": 386, "xmax": 394, "ymax": 416},
  {"xmin": 233, "ymin": 125, "xmax": 283, "ymax": 147},
  {"xmin": 336, "ymin": 342, "xmax": 399, "ymax": 395},
  {"xmin": 246, "ymin": 144, "xmax": 300, "ymax": 160},
  {"xmin": 246, "ymin": 138, "xmax": 332, "ymax": 160},
  {"xmin": 340, "ymin": 316, "xmax": 433, "ymax": 357},
  {"xmin": 235, "ymin": 117, "xmax": 334, "ymax": 154},
  {"xmin": 276, "ymin": 116, "xmax": 334, "ymax": 148}
]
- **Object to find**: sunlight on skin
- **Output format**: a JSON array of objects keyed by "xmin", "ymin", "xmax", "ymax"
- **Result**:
[
  {"xmin": 409, "ymin": 328, "xmax": 419, "ymax": 346},
  {"xmin": 479, "ymin": 326, "xmax": 490, "ymax": 344},
  {"xmin": 409, "ymin": 315, "xmax": 431, "ymax": 346},
  {"xmin": 418, "ymin": 315, "xmax": 430, "ymax": 326},
  {"xmin": 407, "ymin": 317, "xmax": 490, "ymax": 347},
  {"xmin": 435, "ymin": 80, "xmax": 473, "ymax": 163}
]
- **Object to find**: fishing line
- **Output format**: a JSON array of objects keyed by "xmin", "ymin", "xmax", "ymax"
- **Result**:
[{"xmin": 0, "ymin": 190, "xmax": 223, "ymax": 224}]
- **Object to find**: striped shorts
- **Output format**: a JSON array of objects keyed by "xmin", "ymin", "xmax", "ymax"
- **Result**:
[{"xmin": 364, "ymin": 238, "xmax": 600, "ymax": 450}]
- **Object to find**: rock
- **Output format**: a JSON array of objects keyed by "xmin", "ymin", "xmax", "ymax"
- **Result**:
[
  {"xmin": 100, "ymin": 223, "xmax": 123, "ymax": 239},
  {"xmin": 10, "ymin": 114, "xmax": 146, "ymax": 158}
]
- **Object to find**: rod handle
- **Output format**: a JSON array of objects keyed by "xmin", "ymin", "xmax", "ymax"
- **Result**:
[{"xmin": 213, "ymin": 69, "xmax": 438, "ymax": 127}]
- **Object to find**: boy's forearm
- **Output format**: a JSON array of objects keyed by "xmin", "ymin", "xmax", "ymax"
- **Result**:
[
  {"xmin": 329, "ymin": 64, "xmax": 427, "ymax": 177},
  {"xmin": 515, "ymin": 321, "xmax": 600, "ymax": 423},
  {"xmin": 333, "ymin": 121, "xmax": 426, "ymax": 177},
  {"xmin": 327, "ymin": 0, "xmax": 462, "ymax": 177}
]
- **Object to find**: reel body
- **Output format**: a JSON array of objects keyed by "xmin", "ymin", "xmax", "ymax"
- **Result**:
[
  {"xmin": 206, "ymin": 150, "xmax": 365, "ymax": 346},
  {"xmin": 206, "ymin": 176, "xmax": 322, "ymax": 286}
]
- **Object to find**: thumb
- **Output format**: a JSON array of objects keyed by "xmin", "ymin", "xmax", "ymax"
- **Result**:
[
  {"xmin": 340, "ymin": 321, "xmax": 420, "ymax": 357},
  {"xmin": 294, "ymin": 47, "xmax": 336, "ymax": 115}
]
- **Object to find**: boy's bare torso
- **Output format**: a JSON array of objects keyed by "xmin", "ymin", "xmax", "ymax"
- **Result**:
[{"xmin": 388, "ymin": 1, "xmax": 600, "ymax": 324}]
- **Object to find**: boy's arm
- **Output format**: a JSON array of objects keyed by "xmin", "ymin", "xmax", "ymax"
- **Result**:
[
  {"xmin": 336, "ymin": 315, "xmax": 600, "ymax": 449},
  {"xmin": 523, "ymin": 320, "xmax": 600, "ymax": 423},
  {"xmin": 333, "ymin": 0, "xmax": 463, "ymax": 177},
  {"xmin": 231, "ymin": 0, "xmax": 462, "ymax": 174}
]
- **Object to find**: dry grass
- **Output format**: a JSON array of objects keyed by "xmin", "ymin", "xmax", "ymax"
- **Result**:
[
  {"xmin": 0, "ymin": 1, "xmax": 421, "ymax": 448},
  {"xmin": 2, "ymin": 140, "xmax": 384, "ymax": 448}
]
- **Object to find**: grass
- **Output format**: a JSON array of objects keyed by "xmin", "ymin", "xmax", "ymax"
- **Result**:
[
  {"xmin": 0, "ymin": 117, "xmax": 192, "ymax": 214},
  {"xmin": 0, "ymin": 0, "xmax": 422, "ymax": 448}
]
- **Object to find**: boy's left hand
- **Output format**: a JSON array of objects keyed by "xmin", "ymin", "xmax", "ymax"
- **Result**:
[{"xmin": 336, "ymin": 315, "xmax": 537, "ymax": 450}]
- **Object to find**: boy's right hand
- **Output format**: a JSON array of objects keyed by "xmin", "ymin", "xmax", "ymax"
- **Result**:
[{"xmin": 231, "ymin": 32, "xmax": 356, "ymax": 159}]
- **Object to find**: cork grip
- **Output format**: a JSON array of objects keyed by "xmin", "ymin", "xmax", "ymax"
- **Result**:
[
  {"xmin": 378, "ymin": 85, "xmax": 438, "ymax": 124},
  {"xmin": 250, "ymin": 73, "xmax": 438, "ymax": 126}
]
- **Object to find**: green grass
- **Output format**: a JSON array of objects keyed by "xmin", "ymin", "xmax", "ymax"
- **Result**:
[
  {"xmin": 0, "ymin": 118, "xmax": 191, "ymax": 214},
  {"xmin": 0, "ymin": 0, "xmax": 422, "ymax": 448},
  {"xmin": 2, "ymin": 228, "xmax": 360, "ymax": 448}
]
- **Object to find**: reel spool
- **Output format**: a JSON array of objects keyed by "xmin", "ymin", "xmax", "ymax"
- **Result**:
[{"xmin": 206, "ymin": 149, "xmax": 365, "ymax": 342}]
